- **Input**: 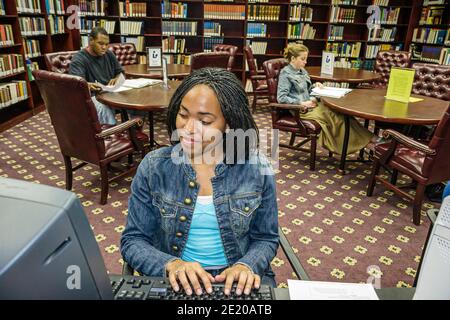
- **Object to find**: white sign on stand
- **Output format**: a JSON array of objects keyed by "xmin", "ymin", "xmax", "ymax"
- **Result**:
[
  {"xmin": 321, "ymin": 51, "xmax": 335, "ymax": 76},
  {"xmin": 147, "ymin": 47, "xmax": 162, "ymax": 70}
]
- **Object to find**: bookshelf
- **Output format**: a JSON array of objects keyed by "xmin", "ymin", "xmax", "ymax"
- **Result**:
[
  {"xmin": 0, "ymin": 0, "xmax": 77, "ymax": 132},
  {"xmin": 409, "ymin": 0, "xmax": 450, "ymax": 65}
]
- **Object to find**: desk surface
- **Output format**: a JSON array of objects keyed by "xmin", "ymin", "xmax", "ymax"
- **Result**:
[
  {"xmin": 123, "ymin": 64, "xmax": 191, "ymax": 79},
  {"xmin": 305, "ymin": 67, "xmax": 381, "ymax": 83},
  {"xmin": 96, "ymin": 80, "xmax": 181, "ymax": 111},
  {"xmin": 322, "ymin": 88, "xmax": 449, "ymax": 125}
]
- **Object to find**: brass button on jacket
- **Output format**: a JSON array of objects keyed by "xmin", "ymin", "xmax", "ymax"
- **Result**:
[
  {"xmin": 176, "ymin": 232, "xmax": 183, "ymax": 237},
  {"xmin": 188, "ymin": 181, "xmax": 196, "ymax": 188},
  {"xmin": 184, "ymin": 198, "xmax": 192, "ymax": 205},
  {"xmin": 179, "ymin": 215, "xmax": 187, "ymax": 222},
  {"xmin": 172, "ymin": 245, "xmax": 178, "ymax": 251}
]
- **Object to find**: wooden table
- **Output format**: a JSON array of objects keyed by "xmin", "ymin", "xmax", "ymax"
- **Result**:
[
  {"xmin": 96, "ymin": 80, "xmax": 181, "ymax": 148},
  {"xmin": 123, "ymin": 64, "xmax": 191, "ymax": 79},
  {"xmin": 321, "ymin": 88, "xmax": 448, "ymax": 173},
  {"xmin": 305, "ymin": 67, "xmax": 381, "ymax": 86}
]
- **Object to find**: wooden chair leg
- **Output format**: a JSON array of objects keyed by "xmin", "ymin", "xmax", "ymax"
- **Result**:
[
  {"xmin": 309, "ymin": 134, "xmax": 317, "ymax": 171},
  {"xmin": 63, "ymin": 155, "xmax": 73, "ymax": 190},
  {"xmin": 367, "ymin": 159, "xmax": 381, "ymax": 196},
  {"xmin": 413, "ymin": 183, "xmax": 426, "ymax": 226},
  {"xmin": 289, "ymin": 132, "xmax": 296, "ymax": 146},
  {"xmin": 128, "ymin": 153, "xmax": 133, "ymax": 166},
  {"xmin": 100, "ymin": 164, "xmax": 109, "ymax": 205},
  {"xmin": 251, "ymin": 92, "xmax": 257, "ymax": 113},
  {"xmin": 390, "ymin": 169, "xmax": 398, "ymax": 186},
  {"xmin": 328, "ymin": 151, "xmax": 333, "ymax": 158}
]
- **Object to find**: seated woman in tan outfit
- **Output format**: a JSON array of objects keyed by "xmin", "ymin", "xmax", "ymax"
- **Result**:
[{"xmin": 277, "ymin": 43, "xmax": 376, "ymax": 155}]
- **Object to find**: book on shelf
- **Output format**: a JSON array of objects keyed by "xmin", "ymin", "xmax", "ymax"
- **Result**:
[
  {"xmin": 26, "ymin": 59, "xmax": 39, "ymax": 81},
  {"xmin": 248, "ymin": 4, "xmax": 280, "ymax": 21},
  {"xmin": 163, "ymin": 36, "xmax": 186, "ymax": 53},
  {"xmin": 288, "ymin": 23, "xmax": 315, "ymax": 40},
  {"xmin": 331, "ymin": 0, "xmax": 359, "ymax": 4},
  {"xmin": 19, "ymin": 17, "xmax": 47, "ymax": 36},
  {"xmin": 329, "ymin": 7, "xmax": 356, "ymax": 23},
  {"xmin": 204, "ymin": 21, "xmax": 222, "ymax": 37},
  {"xmin": 204, "ymin": 4, "xmax": 245, "ymax": 20},
  {"xmin": 162, "ymin": 21, "xmax": 197, "ymax": 36},
  {"xmin": 247, "ymin": 23, "xmax": 267, "ymax": 38},
  {"xmin": 0, "ymin": 54, "xmax": 25, "ymax": 77},
  {"xmin": 326, "ymin": 42, "xmax": 361, "ymax": 58},
  {"xmin": 80, "ymin": 19, "xmax": 116, "ymax": 34},
  {"xmin": 423, "ymin": 0, "xmax": 446, "ymax": 6},
  {"xmin": 120, "ymin": 36, "xmax": 144, "ymax": 52},
  {"xmin": 289, "ymin": 4, "xmax": 313, "ymax": 22},
  {"xmin": 17, "ymin": 0, "xmax": 42, "ymax": 14},
  {"xmin": 204, "ymin": 37, "xmax": 224, "ymax": 52},
  {"xmin": 45, "ymin": 0, "xmax": 66, "ymax": 15},
  {"xmin": 119, "ymin": 1, "xmax": 147, "ymax": 17},
  {"xmin": 120, "ymin": 21, "xmax": 143, "ymax": 36},
  {"xmin": 413, "ymin": 28, "xmax": 448, "ymax": 45},
  {"xmin": 78, "ymin": 0, "xmax": 106, "ymax": 16},
  {"xmin": 0, "ymin": 80, "xmax": 28, "ymax": 109},
  {"xmin": 367, "ymin": 26, "xmax": 397, "ymax": 42},
  {"xmin": 0, "ymin": 25, "xmax": 14, "ymax": 47},
  {"xmin": 246, "ymin": 40, "xmax": 268, "ymax": 55},
  {"xmin": 419, "ymin": 6, "xmax": 445, "ymax": 25},
  {"xmin": 0, "ymin": 0, "xmax": 5, "ymax": 15},
  {"xmin": 439, "ymin": 48, "xmax": 450, "ymax": 65},
  {"xmin": 372, "ymin": 0, "xmax": 389, "ymax": 5},
  {"xmin": 328, "ymin": 25, "xmax": 344, "ymax": 41},
  {"xmin": 161, "ymin": 0, "xmax": 187, "ymax": 19},
  {"xmin": 48, "ymin": 15, "xmax": 65, "ymax": 35},
  {"xmin": 23, "ymin": 39, "xmax": 41, "ymax": 59}
]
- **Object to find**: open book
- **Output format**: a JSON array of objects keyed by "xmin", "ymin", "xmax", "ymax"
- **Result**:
[
  {"xmin": 311, "ymin": 86, "xmax": 352, "ymax": 99},
  {"xmin": 123, "ymin": 78, "xmax": 163, "ymax": 89}
]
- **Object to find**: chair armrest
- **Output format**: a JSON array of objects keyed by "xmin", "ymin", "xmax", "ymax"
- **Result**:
[
  {"xmin": 250, "ymin": 74, "xmax": 266, "ymax": 81},
  {"xmin": 96, "ymin": 118, "xmax": 143, "ymax": 139},
  {"xmin": 256, "ymin": 69, "xmax": 265, "ymax": 75},
  {"xmin": 382, "ymin": 129, "xmax": 436, "ymax": 155},
  {"xmin": 269, "ymin": 103, "xmax": 308, "ymax": 114}
]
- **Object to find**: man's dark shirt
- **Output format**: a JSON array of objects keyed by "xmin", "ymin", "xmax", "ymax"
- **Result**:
[{"xmin": 69, "ymin": 49, "xmax": 123, "ymax": 85}]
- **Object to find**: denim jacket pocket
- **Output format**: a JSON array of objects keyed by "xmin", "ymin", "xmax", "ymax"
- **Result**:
[
  {"xmin": 229, "ymin": 193, "xmax": 262, "ymax": 237},
  {"xmin": 152, "ymin": 194, "xmax": 178, "ymax": 233}
]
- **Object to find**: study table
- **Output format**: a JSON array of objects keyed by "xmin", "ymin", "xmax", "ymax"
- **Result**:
[
  {"xmin": 96, "ymin": 81, "xmax": 181, "ymax": 149},
  {"xmin": 321, "ymin": 88, "xmax": 448, "ymax": 173},
  {"xmin": 305, "ymin": 67, "xmax": 381, "ymax": 86}
]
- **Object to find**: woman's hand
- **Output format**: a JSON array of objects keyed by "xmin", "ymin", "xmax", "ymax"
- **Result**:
[
  {"xmin": 88, "ymin": 82, "xmax": 102, "ymax": 92},
  {"xmin": 215, "ymin": 264, "xmax": 260, "ymax": 296},
  {"xmin": 301, "ymin": 100, "xmax": 316, "ymax": 109},
  {"xmin": 108, "ymin": 76, "xmax": 119, "ymax": 86},
  {"xmin": 166, "ymin": 259, "xmax": 215, "ymax": 295}
]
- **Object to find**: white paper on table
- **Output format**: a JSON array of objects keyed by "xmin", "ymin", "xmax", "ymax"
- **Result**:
[
  {"xmin": 311, "ymin": 86, "xmax": 352, "ymax": 98},
  {"xmin": 123, "ymin": 78, "xmax": 163, "ymax": 88},
  {"xmin": 110, "ymin": 86, "xmax": 133, "ymax": 93},
  {"xmin": 96, "ymin": 73, "xmax": 126, "ymax": 92},
  {"xmin": 287, "ymin": 279, "xmax": 379, "ymax": 300}
]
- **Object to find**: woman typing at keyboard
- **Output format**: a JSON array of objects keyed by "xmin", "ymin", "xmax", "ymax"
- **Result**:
[{"xmin": 121, "ymin": 68, "xmax": 279, "ymax": 297}]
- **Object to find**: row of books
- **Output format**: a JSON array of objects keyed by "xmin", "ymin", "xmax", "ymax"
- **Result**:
[
  {"xmin": 161, "ymin": 1, "xmax": 187, "ymax": 19},
  {"xmin": 247, "ymin": 5, "xmax": 280, "ymax": 21},
  {"xmin": 419, "ymin": 6, "xmax": 445, "ymax": 25},
  {"xmin": 372, "ymin": 0, "xmax": 389, "ymax": 5},
  {"xmin": 412, "ymin": 28, "xmax": 450, "ymax": 45},
  {"xmin": 365, "ymin": 43, "xmax": 401, "ymax": 58},
  {"xmin": 163, "ymin": 53, "xmax": 191, "ymax": 65},
  {"xmin": 0, "ymin": 0, "xmax": 5, "ymax": 15},
  {"xmin": 288, "ymin": 23, "xmax": 316, "ymax": 40},
  {"xmin": 0, "ymin": 80, "xmax": 28, "ymax": 109},
  {"xmin": 332, "ymin": 0, "xmax": 358, "ymax": 5},
  {"xmin": 204, "ymin": 37, "xmax": 224, "ymax": 51},
  {"xmin": 372, "ymin": 7, "xmax": 400, "ymax": 25},
  {"xmin": 78, "ymin": 0, "xmax": 106, "ymax": 16},
  {"xmin": 411, "ymin": 44, "xmax": 450, "ymax": 65},
  {"xmin": 333, "ymin": 58, "xmax": 363, "ymax": 69},
  {"xmin": 120, "ymin": 36, "xmax": 144, "ymax": 52},
  {"xmin": 325, "ymin": 42, "xmax": 362, "ymax": 58},
  {"xmin": 120, "ymin": 21, "xmax": 143, "ymax": 36},
  {"xmin": 328, "ymin": 25, "xmax": 344, "ymax": 41},
  {"xmin": 289, "ymin": 5, "xmax": 313, "ymax": 22},
  {"xmin": 204, "ymin": 4, "xmax": 245, "ymax": 20},
  {"xmin": 204, "ymin": 21, "xmax": 222, "ymax": 37},
  {"xmin": 246, "ymin": 23, "xmax": 267, "ymax": 38},
  {"xmin": 162, "ymin": 36, "xmax": 186, "ymax": 54},
  {"xmin": 0, "ymin": 54, "xmax": 24, "ymax": 77},
  {"xmin": 80, "ymin": 19, "xmax": 115, "ymax": 34},
  {"xmin": 423, "ymin": 0, "xmax": 445, "ymax": 5},
  {"xmin": 45, "ymin": 0, "xmax": 65, "ymax": 15},
  {"xmin": 19, "ymin": 17, "xmax": 46, "ymax": 36},
  {"xmin": 48, "ymin": 15, "xmax": 65, "ymax": 34},
  {"xmin": 367, "ymin": 27, "xmax": 397, "ymax": 42},
  {"xmin": 17, "ymin": 0, "xmax": 41, "ymax": 14},
  {"xmin": 162, "ymin": 21, "xmax": 198, "ymax": 36},
  {"xmin": 329, "ymin": 7, "xmax": 356, "ymax": 23},
  {"xmin": 118, "ymin": 1, "xmax": 147, "ymax": 17},
  {"xmin": 23, "ymin": 39, "xmax": 41, "ymax": 59},
  {"xmin": 246, "ymin": 40, "xmax": 267, "ymax": 55},
  {"xmin": 290, "ymin": 0, "xmax": 311, "ymax": 4},
  {"xmin": 26, "ymin": 59, "xmax": 39, "ymax": 81},
  {"xmin": 0, "ymin": 25, "xmax": 14, "ymax": 46}
]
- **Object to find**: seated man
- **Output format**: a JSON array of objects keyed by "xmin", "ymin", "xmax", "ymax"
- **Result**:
[{"xmin": 69, "ymin": 26, "xmax": 122, "ymax": 125}]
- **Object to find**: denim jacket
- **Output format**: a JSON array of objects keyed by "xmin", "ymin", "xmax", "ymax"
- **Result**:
[
  {"xmin": 277, "ymin": 64, "xmax": 313, "ymax": 105},
  {"xmin": 120, "ymin": 145, "xmax": 279, "ymax": 278}
]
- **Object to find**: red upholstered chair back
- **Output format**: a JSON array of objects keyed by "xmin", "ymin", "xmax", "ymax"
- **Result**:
[
  {"xmin": 424, "ymin": 103, "xmax": 450, "ymax": 181},
  {"xmin": 243, "ymin": 46, "xmax": 258, "ymax": 77},
  {"xmin": 44, "ymin": 51, "xmax": 78, "ymax": 74},
  {"xmin": 412, "ymin": 63, "xmax": 450, "ymax": 101},
  {"xmin": 263, "ymin": 58, "xmax": 288, "ymax": 104},
  {"xmin": 374, "ymin": 50, "xmax": 411, "ymax": 87},
  {"xmin": 32, "ymin": 70, "xmax": 106, "ymax": 164},
  {"xmin": 108, "ymin": 43, "xmax": 138, "ymax": 65},
  {"xmin": 190, "ymin": 52, "xmax": 230, "ymax": 71},
  {"xmin": 213, "ymin": 44, "xmax": 238, "ymax": 71}
]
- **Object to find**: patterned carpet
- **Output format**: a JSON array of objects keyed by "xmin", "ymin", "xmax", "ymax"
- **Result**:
[{"xmin": 0, "ymin": 106, "xmax": 438, "ymax": 288}]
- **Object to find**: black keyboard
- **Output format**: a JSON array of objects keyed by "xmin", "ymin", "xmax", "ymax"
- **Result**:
[{"xmin": 110, "ymin": 275, "xmax": 274, "ymax": 300}]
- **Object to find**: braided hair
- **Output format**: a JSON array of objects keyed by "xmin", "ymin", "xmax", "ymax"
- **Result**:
[{"xmin": 166, "ymin": 67, "xmax": 259, "ymax": 164}]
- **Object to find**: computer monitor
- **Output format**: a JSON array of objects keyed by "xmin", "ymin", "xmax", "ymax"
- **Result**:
[
  {"xmin": 414, "ymin": 196, "xmax": 450, "ymax": 300},
  {"xmin": 0, "ymin": 178, "xmax": 113, "ymax": 299}
]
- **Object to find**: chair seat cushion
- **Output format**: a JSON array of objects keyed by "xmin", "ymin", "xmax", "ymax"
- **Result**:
[
  {"xmin": 375, "ymin": 142, "xmax": 426, "ymax": 176},
  {"xmin": 101, "ymin": 124, "xmax": 149, "ymax": 143},
  {"xmin": 274, "ymin": 115, "xmax": 321, "ymax": 134}
]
